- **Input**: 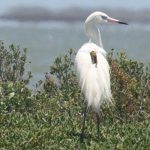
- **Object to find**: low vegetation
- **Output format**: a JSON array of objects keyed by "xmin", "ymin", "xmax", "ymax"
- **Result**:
[{"xmin": 0, "ymin": 42, "xmax": 150, "ymax": 149}]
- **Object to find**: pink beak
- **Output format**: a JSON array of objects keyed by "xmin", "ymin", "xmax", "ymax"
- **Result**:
[{"xmin": 108, "ymin": 17, "xmax": 128, "ymax": 25}]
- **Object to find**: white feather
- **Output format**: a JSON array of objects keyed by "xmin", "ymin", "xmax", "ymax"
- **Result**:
[{"xmin": 75, "ymin": 42, "xmax": 111, "ymax": 113}]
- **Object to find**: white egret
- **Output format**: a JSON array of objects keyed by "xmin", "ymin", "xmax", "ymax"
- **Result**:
[{"xmin": 75, "ymin": 11, "xmax": 128, "ymax": 141}]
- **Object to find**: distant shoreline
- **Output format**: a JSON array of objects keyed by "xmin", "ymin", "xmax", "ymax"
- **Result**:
[{"xmin": 1, "ymin": 6, "xmax": 150, "ymax": 24}]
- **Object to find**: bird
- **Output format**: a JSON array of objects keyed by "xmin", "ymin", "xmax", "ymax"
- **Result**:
[{"xmin": 75, "ymin": 11, "xmax": 128, "ymax": 141}]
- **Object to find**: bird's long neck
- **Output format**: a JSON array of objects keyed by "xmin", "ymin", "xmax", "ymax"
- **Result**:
[
  {"xmin": 97, "ymin": 28, "xmax": 103, "ymax": 48},
  {"xmin": 85, "ymin": 22, "xmax": 103, "ymax": 48}
]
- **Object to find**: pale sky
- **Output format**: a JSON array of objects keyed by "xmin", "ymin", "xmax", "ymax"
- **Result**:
[{"xmin": 0, "ymin": 0, "xmax": 150, "ymax": 14}]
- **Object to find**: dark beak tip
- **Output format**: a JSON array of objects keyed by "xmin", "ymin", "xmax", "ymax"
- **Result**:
[
  {"xmin": 124, "ymin": 22, "xmax": 128, "ymax": 25},
  {"xmin": 118, "ymin": 21, "xmax": 128, "ymax": 25}
]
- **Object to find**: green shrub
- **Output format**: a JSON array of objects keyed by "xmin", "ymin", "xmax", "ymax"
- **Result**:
[
  {"xmin": 0, "ymin": 41, "xmax": 33, "ymax": 113},
  {"xmin": 0, "ymin": 42, "xmax": 149, "ymax": 149},
  {"xmin": 108, "ymin": 50, "xmax": 150, "ymax": 121},
  {"xmin": 0, "ymin": 41, "xmax": 32, "ymax": 83}
]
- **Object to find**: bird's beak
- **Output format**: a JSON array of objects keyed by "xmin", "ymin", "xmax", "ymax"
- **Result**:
[{"xmin": 107, "ymin": 17, "xmax": 128, "ymax": 25}]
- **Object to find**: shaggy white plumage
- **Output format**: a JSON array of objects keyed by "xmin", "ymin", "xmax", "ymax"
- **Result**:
[{"xmin": 75, "ymin": 42, "xmax": 111, "ymax": 113}]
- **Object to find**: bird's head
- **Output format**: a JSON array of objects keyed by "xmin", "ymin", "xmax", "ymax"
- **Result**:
[
  {"xmin": 85, "ymin": 11, "xmax": 128, "ymax": 25},
  {"xmin": 85, "ymin": 11, "xmax": 128, "ymax": 47}
]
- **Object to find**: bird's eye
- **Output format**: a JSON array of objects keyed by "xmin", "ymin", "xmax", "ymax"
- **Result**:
[{"xmin": 101, "ymin": 16, "xmax": 107, "ymax": 20}]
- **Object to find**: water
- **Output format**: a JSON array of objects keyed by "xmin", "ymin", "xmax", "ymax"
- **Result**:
[{"xmin": 0, "ymin": 21, "xmax": 149, "ymax": 85}]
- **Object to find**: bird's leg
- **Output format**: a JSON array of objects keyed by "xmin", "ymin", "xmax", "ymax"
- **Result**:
[
  {"xmin": 80, "ymin": 102, "xmax": 87, "ymax": 142},
  {"xmin": 96, "ymin": 113, "xmax": 100, "ymax": 138}
]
